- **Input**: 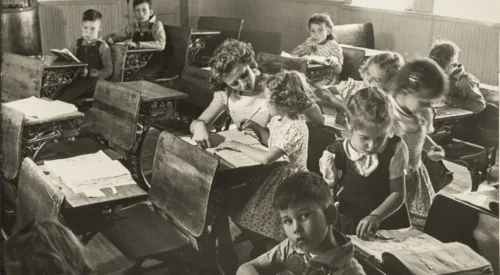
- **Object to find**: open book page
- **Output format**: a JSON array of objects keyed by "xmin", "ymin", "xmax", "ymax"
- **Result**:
[
  {"xmin": 50, "ymin": 48, "xmax": 81, "ymax": 63},
  {"xmin": 4, "ymin": 97, "xmax": 78, "ymax": 119},
  {"xmin": 280, "ymin": 51, "xmax": 296, "ymax": 58},
  {"xmin": 44, "ymin": 151, "xmax": 135, "ymax": 193}
]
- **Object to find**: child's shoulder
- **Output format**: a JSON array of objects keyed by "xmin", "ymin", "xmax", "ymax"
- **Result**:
[{"xmin": 458, "ymin": 71, "xmax": 480, "ymax": 87}]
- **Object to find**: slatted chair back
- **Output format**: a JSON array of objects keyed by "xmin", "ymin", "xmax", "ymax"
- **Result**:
[
  {"xmin": 13, "ymin": 158, "xmax": 65, "ymax": 233},
  {"xmin": 161, "ymin": 25, "xmax": 192, "ymax": 76},
  {"xmin": 1, "ymin": 105, "xmax": 25, "ymax": 180},
  {"xmin": 149, "ymin": 131, "xmax": 220, "ymax": 237},
  {"xmin": 256, "ymin": 52, "xmax": 308, "ymax": 75},
  {"xmin": 1, "ymin": 53, "xmax": 44, "ymax": 102},
  {"xmin": 91, "ymin": 80, "xmax": 141, "ymax": 151},
  {"xmin": 332, "ymin": 23, "xmax": 375, "ymax": 49}
]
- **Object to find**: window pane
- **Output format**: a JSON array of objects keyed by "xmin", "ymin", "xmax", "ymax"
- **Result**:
[
  {"xmin": 351, "ymin": 0, "xmax": 413, "ymax": 11},
  {"xmin": 433, "ymin": 0, "xmax": 500, "ymax": 23}
]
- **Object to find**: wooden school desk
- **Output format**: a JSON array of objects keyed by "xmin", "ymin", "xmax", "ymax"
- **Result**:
[
  {"xmin": 109, "ymin": 44, "xmax": 160, "ymax": 82},
  {"xmin": 188, "ymin": 29, "xmax": 221, "ymax": 64},
  {"xmin": 340, "ymin": 44, "xmax": 388, "ymax": 59},
  {"xmin": 39, "ymin": 55, "xmax": 87, "ymax": 98},
  {"xmin": 433, "ymin": 105, "xmax": 474, "ymax": 122}
]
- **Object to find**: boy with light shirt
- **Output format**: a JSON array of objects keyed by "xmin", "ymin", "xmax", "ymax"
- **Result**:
[
  {"xmin": 56, "ymin": 9, "xmax": 112, "ymax": 103},
  {"xmin": 237, "ymin": 172, "xmax": 365, "ymax": 275}
]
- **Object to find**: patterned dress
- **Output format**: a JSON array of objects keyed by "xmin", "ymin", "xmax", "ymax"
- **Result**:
[
  {"xmin": 235, "ymin": 116, "xmax": 309, "ymax": 241},
  {"xmin": 390, "ymin": 96, "xmax": 436, "ymax": 230},
  {"xmin": 292, "ymin": 37, "xmax": 344, "ymax": 86}
]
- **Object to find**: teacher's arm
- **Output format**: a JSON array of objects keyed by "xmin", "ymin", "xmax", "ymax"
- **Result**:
[
  {"xmin": 303, "ymin": 102, "xmax": 325, "ymax": 126},
  {"xmin": 190, "ymin": 100, "xmax": 226, "ymax": 148}
]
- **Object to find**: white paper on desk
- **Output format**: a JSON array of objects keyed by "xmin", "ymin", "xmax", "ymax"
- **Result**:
[
  {"xmin": 181, "ymin": 129, "xmax": 261, "ymax": 148},
  {"xmin": 280, "ymin": 51, "xmax": 296, "ymax": 58},
  {"xmin": 44, "ymin": 151, "xmax": 135, "ymax": 193},
  {"xmin": 5, "ymin": 97, "xmax": 78, "ymax": 119}
]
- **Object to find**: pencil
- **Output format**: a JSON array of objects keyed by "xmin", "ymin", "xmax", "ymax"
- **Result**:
[{"xmin": 240, "ymin": 107, "xmax": 262, "ymax": 130}]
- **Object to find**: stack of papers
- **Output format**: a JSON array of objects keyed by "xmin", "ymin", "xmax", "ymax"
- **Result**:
[
  {"xmin": 44, "ymin": 151, "xmax": 136, "ymax": 196},
  {"xmin": 5, "ymin": 97, "xmax": 78, "ymax": 119}
]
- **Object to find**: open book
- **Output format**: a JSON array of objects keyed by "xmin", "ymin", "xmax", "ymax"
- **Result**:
[
  {"xmin": 4, "ymin": 96, "xmax": 78, "ymax": 119},
  {"xmin": 280, "ymin": 51, "xmax": 329, "ymax": 65},
  {"xmin": 50, "ymin": 48, "xmax": 81, "ymax": 63}
]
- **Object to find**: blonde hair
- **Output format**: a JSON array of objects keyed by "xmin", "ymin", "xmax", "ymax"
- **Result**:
[
  {"xmin": 4, "ymin": 219, "xmax": 94, "ymax": 275},
  {"xmin": 266, "ymin": 70, "xmax": 314, "ymax": 119},
  {"xmin": 345, "ymin": 86, "xmax": 393, "ymax": 131},
  {"xmin": 359, "ymin": 52, "xmax": 405, "ymax": 92}
]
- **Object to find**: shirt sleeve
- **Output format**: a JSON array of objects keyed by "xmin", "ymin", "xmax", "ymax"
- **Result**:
[
  {"xmin": 389, "ymin": 140, "xmax": 409, "ymax": 179},
  {"xmin": 454, "ymin": 74, "xmax": 486, "ymax": 113},
  {"xmin": 271, "ymin": 122, "xmax": 306, "ymax": 156},
  {"xmin": 291, "ymin": 40, "xmax": 312, "ymax": 57},
  {"xmin": 138, "ymin": 21, "xmax": 166, "ymax": 50},
  {"xmin": 90, "ymin": 42, "xmax": 113, "ymax": 79},
  {"xmin": 252, "ymin": 238, "xmax": 291, "ymax": 272},
  {"xmin": 319, "ymin": 150, "xmax": 338, "ymax": 187},
  {"xmin": 328, "ymin": 40, "xmax": 344, "ymax": 66}
]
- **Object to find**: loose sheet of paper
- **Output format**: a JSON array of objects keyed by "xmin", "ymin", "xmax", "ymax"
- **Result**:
[{"xmin": 5, "ymin": 97, "xmax": 78, "ymax": 119}]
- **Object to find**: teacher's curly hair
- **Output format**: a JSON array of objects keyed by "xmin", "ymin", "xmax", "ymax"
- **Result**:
[
  {"xmin": 266, "ymin": 70, "xmax": 314, "ymax": 119},
  {"xmin": 209, "ymin": 39, "xmax": 258, "ymax": 91}
]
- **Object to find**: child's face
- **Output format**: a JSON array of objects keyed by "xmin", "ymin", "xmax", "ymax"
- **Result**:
[
  {"xmin": 308, "ymin": 23, "xmax": 329, "ymax": 44},
  {"xmin": 350, "ymin": 124, "xmax": 389, "ymax": 155},
  {"xmin": 81, "ymin": 20, "xmax": 102, "ymax": 42},
  {"xmin": 279, "ymin": 200, "xmax": 331, "ymax": 253},
  {"xmin": 134, "ymin": 3, "xmax": 152, "ymax": 23},
  {"xmin": 361, "ymin": 64, "xmax": 385, "ymax": 90},
  {"xmin": 444, "ymin": 54, "xmax": 460, "ymax": 76},
  {"xmin": 221, "ymin": 63, "xmax": 256, "ymax": 94}
]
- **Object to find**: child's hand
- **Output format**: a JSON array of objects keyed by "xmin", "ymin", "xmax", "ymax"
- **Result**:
[
  {"xmin": 427, "ymin": 145, "xmax": 445, "ymax": 161},
  {"xmin": 215, "ymin": 141, "xmax": 241, "ymax": 152},
  {"xmin": 80, "ymin": 68, "xmax": 89, "ymax": 77},
  {"xmin": 237, "ymin": 119, "xmax": 257, "ymax": 131},
  {"xmin": 325, "ymin": 57, "xmax": 339, "ymax": 66},
  {"xmin": 107, "ymin": 37, "xmax": 114, "ymax": 44},
  {"xmin": 356, "ymin": 214, "xmax": 382, "ymax": 240},
  {"xmin": 125, "ymin": 41, "xmax": 139, "ymax": 49}
]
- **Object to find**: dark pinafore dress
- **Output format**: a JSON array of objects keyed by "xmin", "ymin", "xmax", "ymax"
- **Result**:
[
  {"xmin": 327, "ymin": 136, "xmax": 410, "ymax": 235},
  {"xmin": 58, "ymin": 38, "xmax": 104, "ymax": 103},
  {"xmin": 133, "ymin": 22, "xmax": 164, "ymax": 81}
]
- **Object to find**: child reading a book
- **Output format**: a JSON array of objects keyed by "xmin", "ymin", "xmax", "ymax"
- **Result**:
[
  {"xmin": 292, "ymin": 13, "xmax": 343, "ymax": 86},
  {"xmin": 216, "ymin": 70, "xmax": 312, "ymax": 254},
  {"xmin": 236, "ymin": 172, "xmax": 366, "ymax": 275},
  {"xmin": 105, "ymin": 0, "xmax": 166, "ymax": 80},
  {"xmin": 55, "ymin": 9, "xmax": 112, "ymax": 104},
  {"xmin": 320, "ymin": 87, "xmax": 410, "ymax": 238},
  {"xmin": 4, "ymin": 219, "xmax": 94, "ymax": 275}
]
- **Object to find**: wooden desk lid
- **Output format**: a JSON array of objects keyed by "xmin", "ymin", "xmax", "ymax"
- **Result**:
[
  {"xmin": 149, "ymin": 131, "xmax": 220, "ymax": 237},
  {"xmin": 2, "ymin": 53, "xmax": 44, "ymax": 102}
]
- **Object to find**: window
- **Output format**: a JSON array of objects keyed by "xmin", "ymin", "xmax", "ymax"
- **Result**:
[
  {"xmin": 350, "ymin": 0, "xmax": 413, "ymax": 12},
  {"xmin": 433, "ymin": 0, "xmax": 499, "ymax": 23}
]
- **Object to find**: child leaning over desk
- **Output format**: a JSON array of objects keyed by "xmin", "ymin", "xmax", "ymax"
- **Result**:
[
  {"xmin": 237, "ymin": 172, "xmax": 366, "ymax": 275},
  {"xmin": 292, "ymin": 13, "xmax": 343, "ymax": 86},
  {"xmin": 55, "ymin": 9, "xmax": 112, "ymax": 104}
]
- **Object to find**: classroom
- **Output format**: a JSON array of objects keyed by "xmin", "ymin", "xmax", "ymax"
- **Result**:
[{"xmin": 1, "ymin": 0, "xmax": 499, "ymax": 274}]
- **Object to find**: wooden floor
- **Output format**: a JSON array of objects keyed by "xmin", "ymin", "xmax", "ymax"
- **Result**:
[{"xmin": 44, "ymin": 124, "xmax": 496, "ymax": 274}]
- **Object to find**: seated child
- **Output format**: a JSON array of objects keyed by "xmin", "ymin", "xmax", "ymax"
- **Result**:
[
  {"xmin": 320, "ymin": 87, "xmax": 410, "ymax": 238},
  {"xmin": 56, "ymin": 9, "xmax": 112, "ymax": 104},
  {"xmin": 105, "ymin": 0, "xmax": 166, "ymax": 80},
  {"xmin": 429, "ymin": 39, "xmax": 486, "ymax": 113},
  {"xmin": 4, "ymin": 219, "xmax": 94, "ymax": 275},
  {"xmin": 292, "ymin": 13, "xmax": 343, "ymax": 86},
  {"xmin": 236, "ymin": 172, "xmax": 365, "ymax": 275}
]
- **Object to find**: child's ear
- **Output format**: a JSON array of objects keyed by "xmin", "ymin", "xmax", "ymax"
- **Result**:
[
  {"xmin": 150, "ymin": 8, "xmax": 154, "ymax": 15},
  {"xmin": 325, "ymin": 204, "xmax": 338, "ymax": 225}
]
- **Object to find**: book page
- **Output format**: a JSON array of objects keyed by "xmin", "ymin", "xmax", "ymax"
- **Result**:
[
  {"xmin": 280, "ymin": 51, "xmax": 296, "ymax": 58},
  {"xmin": 60, "ymin": 48, "xmax": 81, "ymax": 63},
  {"xmin": 4, "ymin": 97, "xmax": 78, "ymax": 119}
]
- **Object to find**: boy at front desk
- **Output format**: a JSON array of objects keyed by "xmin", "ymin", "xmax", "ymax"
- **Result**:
[
  {"xmin": 105, "ymin": 0, "xmax": 166, "ymax": 80},
  {"xmin": 55, "ymin": 9, "xmax": 113, "ymax": 104}
]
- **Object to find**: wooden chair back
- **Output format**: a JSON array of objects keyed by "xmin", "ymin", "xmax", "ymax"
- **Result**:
[
  {"xmin": 257, "ymin": 52, "xmax": 308, "ymax": 75},
  {"xmin": 13, "ymin": 158, "xmax": 65, "ymax": 233},
  {"xmin": 91, "ymin": 80, "xmax": 141, "ymax": 151},
  {"xmin": 1, "ymin": 53, "xmax": 44, "ymax": 102},
  {"xmin": 197, "ymin": 16, "xmax": 244, "ymax": 40},
  {"xmin": 332, "ymin": 23, "xmax": 375, "ymax": 49},
  {"xmin": 307, "ymin": 124, "xmax": 337, "ymax": 174},
  {"xmin": 109, "ymin": 44, "xmax": 158, "ymax": 82},
  {"xmin": 149, "ymin": 131, "xmax": 220, "ymax": 237},
  {"xmin": 180, "ymin": 65, "xmax": 214, "ymax": 110},
  {"xmin": 424, "ymin": 194, "xmax": 499, "ymax": 275},
  {"xmin": 161, "ymin": 25, "xmax": 192, "ymax": 77},
  {"xmin": 1, "ymin": 105, "xmax": 25, "ymax": 180},
  {"xmin": 339, "ymin": 47, "xmax": 366, "ymax": 81}
]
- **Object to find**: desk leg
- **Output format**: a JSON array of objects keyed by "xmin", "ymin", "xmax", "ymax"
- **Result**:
[{"xmin": 22, "ymin": 122, "xmax": 63, "ymax": 161}]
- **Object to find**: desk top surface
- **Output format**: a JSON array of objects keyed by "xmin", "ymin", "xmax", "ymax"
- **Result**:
[
  {"xmin": 29, "ymin": 55, "xmax": 87, "ymax": 69},
  {"xmin": 39, "ymin": 164, "xmax": 148, "ymax": 209},
  {"xmin": 191, "ymin": 29, "xmax": 221, "ymax": 36},
  {"xmin": 339, "ymin": 44, "xmax": 387, "ymax": 57},
  {"xmin": 24, "ymin": 110, "xmax": 83, "ymax": 125},
  {"xmin": 117, "ymin": 81, "xmax": 188, "ymax": 102},
  {"xmin": 434, "ymin": 105, "xmax": 474, "ymax": 122}
]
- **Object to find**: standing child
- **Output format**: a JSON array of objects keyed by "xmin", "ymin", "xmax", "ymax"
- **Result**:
[
  {"xmin": 319, "ymin": 87, "xmax": 410, "ymax": 238},
  {"xmin": 56, "ymin": 9, "xmax": 113, "ymax": 103},
  {"xmin": 237, "ymin": 172, "xmax": 365, "ymax": 275},
  {"xmin": 292, "ymin": 13, "xmax": 343, "ymax": 86},
  {"xmin": 105, "ymin": 0, "xmax": 166, "ymax": 80},
  {"xmin": 390, "ymin": 58, "xmax": 448, "ymax": 230},
  {"xmin": 429, "ymin": 39, "xmax": 486, "ymax": 113},
  {"xmin": 216, "ymin": 71, "xmax": 312, "ymax": 244}
]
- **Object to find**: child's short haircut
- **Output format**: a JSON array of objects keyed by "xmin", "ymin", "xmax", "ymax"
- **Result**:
[
  {"xmin": 274, "ymin": 172, "xmax": 333, "ymax": 210},
  {"xmin": 429, "ymin": 39, "xmax": 460, "ymax": 69},
  {"xmin": 209, "ymin": 38, "xmax": 258, "ymax": 91},
  {"xmin": 133, "ymin": 0, "xmax": 152, "ymax": 8},
  {"xmin": 360, "ymin": 52, "xmax": 405, "ymax": 92},
  {"xmin": 308, "ymin": 13, "xmax": 335, "ymax": 41},
  {"xmin": 4, "ymin": 219, "xmax": 94, "ymax": 275},
  {"xmin": 345, "ymin": 86, "xmax": 393, "ymax": 130},
  {"xmin": 395, "ymin": 58, "xmax": 448, "ymax": 100},
  {"xmin": 82, "ymin": 9, "xmax": 102, "ymax": 22},
  {"xmin": 265, "ymin": 70, "xmax": 314, "ymax": 119}
]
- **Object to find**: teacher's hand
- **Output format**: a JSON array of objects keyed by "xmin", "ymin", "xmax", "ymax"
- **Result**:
[{"xmin": 192, "ymin": 124, "xmax": 212, "ymax": 149}]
